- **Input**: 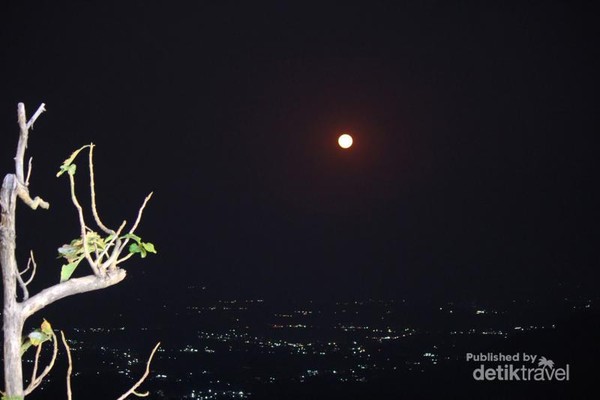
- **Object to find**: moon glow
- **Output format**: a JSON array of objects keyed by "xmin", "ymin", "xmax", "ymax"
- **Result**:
[{"xmin": 338, "ymin": 134, "xmax": 353, "ymax": 149}]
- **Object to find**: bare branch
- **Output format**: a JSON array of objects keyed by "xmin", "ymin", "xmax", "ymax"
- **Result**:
[
  {"xmin": 14, "ymin": 103, "xmax": 50, "ymax": 210},
  {"xmin": 16, "ymin": 252, "xmax": 37, "ymax": 301},
  {"xmin": 29, "ymin": 342, "xmax": 43, "ymax": 388},
  {"xmin": 68, "ymin": 172, "xmax": 99, "ymax": 275},
  {"xmin": 116, "ymin": 251, "xmax": 135, "ymax": 265},
  {"xmin": 117, "ymin": 192, "xmax": 153, "ymax": 256},
  {"xmin": 116, "ymin": 342, "xmax": 161, "ymax": 400},
  {"xmin": 88, "ymin": 144, "xmax": 114, "ymax": 234},
  {"xmin": 24, "ymin": 331, "xmax": 59, "ymax": 396},
  {"xmin": 129, "ymin": 193, "xmax": 153, "ymax": 236},
  {"xmin": 99, "ymin": 220, "xmax": 127, "ymax": 272},
  {"xmin": 16, "ymin": 103, "xmax": 29, "ymax": 184},
  {"xmin": 19, "ymin": 259, "xmax": 31, "ymax": 276},
  {"xmin": 15, "ymin": 103, "xmax": 46, "ymax": 183},
  {"xmin": 16, "ymin": 271, "xmax": 29, "ymax": 301},
  {"xmin": 61, "ymin": 331, "xmax": 73, "ymax": 400},
  {"xmin": 20, "ymin": 250, "xmax": 37, "ymax": 286},
  {"xmin": 16, "ymin": 185, "xmax": 50, "ymax": 210},
  {"xmin": 25, "ymin": 157, "xmax": 33, "ymax": 186},
  {"xmin": 21, "ymin": 270, "xmax": 127, "ymax": 319},
  {"xmin": 25, "ymin": 103, "xmax": 46, "ymax": 130}
]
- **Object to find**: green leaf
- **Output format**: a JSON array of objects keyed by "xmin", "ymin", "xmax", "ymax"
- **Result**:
[
  {"xmin": 58, "ymin": 232, "xmax": 106, "ymax": 267},
  {"xmin": 128, "ymin": 242, "xmax": 155, "ymax": 258},
  {"xmin": 57, "ymin": 243, "xmax": 80, "ymax": 260},
  {"xmin": 129, "ymin": 243, "xmax": 141, "ymax": 254},
  {"xmin": 142, "ymin": 242, "xmax": 157, "ymax": 254},
  {"xmin": 85, "ymin": 231, "xmax": 105, "ymax": 251},
  {"xmin": 60, "ymin": 260, "xmax": 81, "ymax": 282},
  {"xmin": 58, "ymin": 238, "xmax": 84, "ymax": 258},
  {"xmin": 41, "ymin": 319, "xmax": 53, "ymax": 335},
  {"xmin": 28, "ymin": 330, "xmax": 50, "ymax": 346}
]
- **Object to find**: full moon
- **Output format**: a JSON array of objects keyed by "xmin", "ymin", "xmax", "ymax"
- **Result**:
[{"xmin": 338, "ymin": 134, "xmax": 353, "ymax": 149}]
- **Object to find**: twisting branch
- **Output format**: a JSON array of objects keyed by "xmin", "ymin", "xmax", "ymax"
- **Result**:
[
  {"xmin": 17, "ymin": 250, "xmax": 38, "ymax": 300},
  {"xmin": 16, "ymin": 186, "xmax": 50, "ymax": 210},
  {"xmin": 60, "ymin": 331, "xmax": 73, "ymax": 400},
  {"xmin": 116, "ymin": 342, "xmax": 161, "ymax": 400},
  {"xmin": 22, "ymin": 250, "xmax": 37, "ymax": 286},
  {"xmin": 88, "ymin": 144, "xmax": 114, "ymax": 235},
  {"xmin": 23, "ymin": 331, "xmax": 59, "ymax": 396}
]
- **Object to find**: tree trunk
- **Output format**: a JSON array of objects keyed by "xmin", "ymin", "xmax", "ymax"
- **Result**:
[
  {"xmin": 2, "ymin": 313, "xmax": 24, "ymax": 398},
  {"xmin": 1, "ymin": 174, "xmax": 25, "ymax": 397}
]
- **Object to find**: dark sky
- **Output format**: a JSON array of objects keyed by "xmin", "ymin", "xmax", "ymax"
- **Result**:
[{"xmin": 1, "ymin": 2, "xmax": 598, "ymax": 307}]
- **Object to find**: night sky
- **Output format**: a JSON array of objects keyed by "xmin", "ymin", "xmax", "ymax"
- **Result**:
[{"xmin": 1, "ymin": 2, "xmax": 598, "ymax": 310}]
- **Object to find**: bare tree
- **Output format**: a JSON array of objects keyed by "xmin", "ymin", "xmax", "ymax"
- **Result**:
[{"xmin": 1, "ymin": 103, "xmax": 157, "ymax": 399}]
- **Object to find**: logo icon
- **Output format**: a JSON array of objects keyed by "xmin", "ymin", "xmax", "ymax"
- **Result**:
[{"xmin": 537, "ymin": 356, "xmax": 554, "ymax": 369}]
